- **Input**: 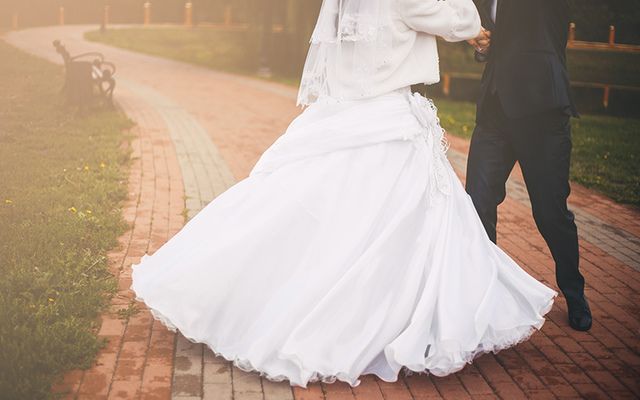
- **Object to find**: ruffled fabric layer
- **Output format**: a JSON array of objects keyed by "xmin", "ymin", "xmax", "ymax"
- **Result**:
[{"xmin": 131, "ymin": 88, "xmax": 556, "ymax": 387}]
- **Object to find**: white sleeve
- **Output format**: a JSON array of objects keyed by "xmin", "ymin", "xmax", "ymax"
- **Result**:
[{"xmin": 398, "ymin": 0, "xmax": 482, "ymax": 42}]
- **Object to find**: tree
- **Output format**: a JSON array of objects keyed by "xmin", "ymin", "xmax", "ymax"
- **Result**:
[{"xmin": 568, "ymin": 0, "xmax": 640, "ymax": 43}]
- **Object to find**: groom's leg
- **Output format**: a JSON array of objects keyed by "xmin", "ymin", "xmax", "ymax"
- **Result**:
[
  {"xmin": 510, "ymin": 108, "xmax": 585, "ymax": 301},
  {"xmin": 466, "ymin": 94, "xmax": 516, "ymax": 243}
]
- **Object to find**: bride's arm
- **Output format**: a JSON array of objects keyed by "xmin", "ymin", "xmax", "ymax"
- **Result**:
[{"xmin": 398, "ymin": 0, "xmax": 482, "ymax": 42}]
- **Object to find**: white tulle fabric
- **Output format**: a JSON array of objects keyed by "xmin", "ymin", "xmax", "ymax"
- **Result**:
[
  {"xmin": 298, "ymin": 0, "xmax": 393, "ymax": 105},
  {"xmin": 131, "ymin": 88, "xmax": 556, "ymax": 387}
]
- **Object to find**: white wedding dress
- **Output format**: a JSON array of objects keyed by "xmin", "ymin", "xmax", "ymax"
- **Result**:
[{"xmin": 131, "ymin": 88, "xmax": 557, "ymax": 387}]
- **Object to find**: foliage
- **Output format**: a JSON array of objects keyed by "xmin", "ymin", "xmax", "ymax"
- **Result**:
[
  {"xmin": 0, "ymin": 41, "xmax": 132, "ymax": 399},
  {"xmin": 2, "ymin": 0, "xmax": 639, "ymax": 44},
  {"xmin": 0, "ymin": 0, "xmax": 640, "ymax": 44},
  {"xmin": 567, "ymin": 0, "xmax": 640, "ymax": 44}
]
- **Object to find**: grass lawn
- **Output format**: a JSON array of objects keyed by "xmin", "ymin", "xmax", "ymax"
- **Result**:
[
  {"xmin": 86, "ymin": 28, "xmax": 264, "ymax": 78},
  {"xmin": 86, "ymin": 27, "xmax": 639, "ymax": 205},
  {"xmin": 0, "ymin": 41, "xmax": 132, "ymax": 398},
  {"xmin": 434, "ymin": 99, "xmax": 639, "ymax": 205}
]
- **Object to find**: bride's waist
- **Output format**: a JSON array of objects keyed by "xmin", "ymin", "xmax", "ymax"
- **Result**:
[
  {"xmin": 316, "ymin": 86, "xmax": 412, "ymax": 105},
  {"xmin": 310, "ymin": 87, "xmax": 439, "ymax": 126},
  {"xmin": 375, "ymin": 86, "xmax": 412, "ymax": 98}
]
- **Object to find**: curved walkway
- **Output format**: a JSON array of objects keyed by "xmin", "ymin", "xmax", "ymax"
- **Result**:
[{"xmin": 4, "ymin": 25, "xmax": 639, "ymax": 400}]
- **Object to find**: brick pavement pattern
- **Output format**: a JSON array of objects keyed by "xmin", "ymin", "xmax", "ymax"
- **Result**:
[{"xmin": 5, "ymin": 26, "xmax": 639, "ymax": 400}]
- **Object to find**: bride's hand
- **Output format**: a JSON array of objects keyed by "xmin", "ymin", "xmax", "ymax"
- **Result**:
[{"xmin": 467, "ymin": 28, "xmax": 491, "ymax": 53}]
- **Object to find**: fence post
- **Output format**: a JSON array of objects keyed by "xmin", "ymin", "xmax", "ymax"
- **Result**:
[
  {"xmin": 609, "ymin": 26, "xmax": 616, "ymax": 47},
  {"xmin": 58, "ymin": 6, "xmax": 65, "ymax": 26},
  {"xmin": 285, "ymin": 0, "xmax": 296, "ymax": 33},
  {"xmin": 224, "ymin": 5, "xmax": 232, "ymax": 26},
  {"xmin": 144, "ymin": 2, "xmax": 151, "ymax": 26},
  {"xmin": 568, "ymin": 22, "xmax": 576, "ymax": 45},
  {"xmin": 101, "ymin": 5, "xmax": 110, "ymax": 32},
  {"xmin": 442, "ymin": 73, "xmax": 451, "ymax": 96},
  {"xmin": 184, "ymin": 1, "xmax": 193, "ymax": 27},
  {"xmin": 11, "ymin": 12, "xmax": 18, "ymax": 30},
  {"xmin": 257, "ymin": 0, "xmax": 274, "ymax": 78},
  {"xmin": 603, "ymin": 86, "xmax": 610, "ymax": 109}
]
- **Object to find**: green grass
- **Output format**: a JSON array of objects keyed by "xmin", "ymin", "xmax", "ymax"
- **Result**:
[
  {"xmin": 85, "ymin": 27, "xmax": 302, "ymax": 87},
  {"xmin": 86, "ymin": 27, "xmax": 639, "ymax": 205},
  {"xmin": 0, "ymin": 41, "xmax": 132, "ymax": 399},
  {"xmin": 87, "ymin": 28, "xmax": 258, "ymax": 74},
  {"xmin": 434, "ymin": 99, "xmax": 639, "ymax": 205},
  {"xmin": 570, "ymin": 114, "xmax": 639, "ymax": 204}
]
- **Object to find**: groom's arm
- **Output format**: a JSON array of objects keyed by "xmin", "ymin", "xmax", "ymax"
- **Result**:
[
  {"xmin": 470, "ymin": 0, "xmax": 493, "ymax": 62},
  {"xmin": 472, "ymin": 0, "xmax": 494, "ymax": 30}
]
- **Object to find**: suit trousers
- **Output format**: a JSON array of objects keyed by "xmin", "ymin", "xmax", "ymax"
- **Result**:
[{"xmin": 465, "ymin": 93, "xmax": 585, "ymax": 302}]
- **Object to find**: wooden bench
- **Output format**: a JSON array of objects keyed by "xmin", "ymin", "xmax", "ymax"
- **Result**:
[{"xmin": 53, "ymin": 40, "xmax": 116, "ymax": 108}]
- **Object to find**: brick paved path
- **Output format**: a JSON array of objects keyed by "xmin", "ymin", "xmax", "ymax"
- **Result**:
[{"xmin": 4, "ymin": 26, "xmax": 639, "ymax": 400}]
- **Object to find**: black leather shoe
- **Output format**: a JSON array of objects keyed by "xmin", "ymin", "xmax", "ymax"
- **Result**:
[{"xmin": 567, "ymin": 296, "xmax": 592, "ymax": 331}]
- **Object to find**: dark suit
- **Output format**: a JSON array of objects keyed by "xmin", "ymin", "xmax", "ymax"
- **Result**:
[
  {"xmin": 475, "ymin": 0, "xmax": 577, "ymax": 118},
  {"xmin": 466, "ymin": 0, "xmax": 586, "ymax": 303}
]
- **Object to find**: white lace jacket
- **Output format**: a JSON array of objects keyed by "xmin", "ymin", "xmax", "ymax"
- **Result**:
[{"xmin": 333, "ymin": 0, "xmax": 481, "ymax": 100}]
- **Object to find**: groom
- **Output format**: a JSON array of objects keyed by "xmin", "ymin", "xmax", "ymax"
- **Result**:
[{"xmin": 465, "ymin": 0, "xmax": 592, "ymax": 331}]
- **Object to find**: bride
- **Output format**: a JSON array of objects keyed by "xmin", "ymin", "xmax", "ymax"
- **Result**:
[{"xmin": 131, "ymin": 0, "xmax": 556, "ymax": 387}]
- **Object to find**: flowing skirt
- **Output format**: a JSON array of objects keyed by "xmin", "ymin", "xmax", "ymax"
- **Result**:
[{"xmin": 130, "ymin": 88, "xmax": 556, "ymax": 387}]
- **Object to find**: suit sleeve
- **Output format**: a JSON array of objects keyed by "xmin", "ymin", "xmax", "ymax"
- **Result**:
[
  {"xmin": 398, "ymin": 0, "xmax": 482, "ymax": 42},
  {"xmin": 472, "ymin": 0, "xmax": 494, "ymax": 30},
  {"xmin": 544, "ymin": 0, "xmax": 570, "ymax": 64}
]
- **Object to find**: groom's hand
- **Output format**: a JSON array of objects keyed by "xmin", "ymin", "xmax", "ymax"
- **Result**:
[{"xmin": 467, "ymin": 28, "xmax": 491, "ymax": 54}]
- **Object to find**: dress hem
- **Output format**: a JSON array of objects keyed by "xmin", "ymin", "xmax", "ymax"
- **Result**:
[{"xmin": 129, "ymin": 258, "xmax": 556, "ymax": 388}]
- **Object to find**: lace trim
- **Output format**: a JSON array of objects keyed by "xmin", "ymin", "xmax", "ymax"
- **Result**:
[
  {"xmin": 131, "ymin": 289, "xmax": 363, "ymax": 387},
  {"xmin": 339, "ymin": 14, "xmax": 385, "ymax": 42},
  {"xmin": 129, "ymin": 275, "xmax": 555, "ymax": 388},
  {"xmin": 421, "ymin": 295, "xmax": 556, "ymax": 377},
  {"xmin": 405, "ymin": 92, "xmax": 452, "ymax": 205},
  {"xmin": 300, "ymin": 9, "xmax": 393, "ymax": 106},
  {"xmin": 311, "ymin": 13, "xmax": 390, "ymax": 44}
]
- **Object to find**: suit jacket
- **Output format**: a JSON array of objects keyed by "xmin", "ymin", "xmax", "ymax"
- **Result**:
[{"xmin": 474, "ymin": 0, "xmax": 578, "ymax": 119}]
